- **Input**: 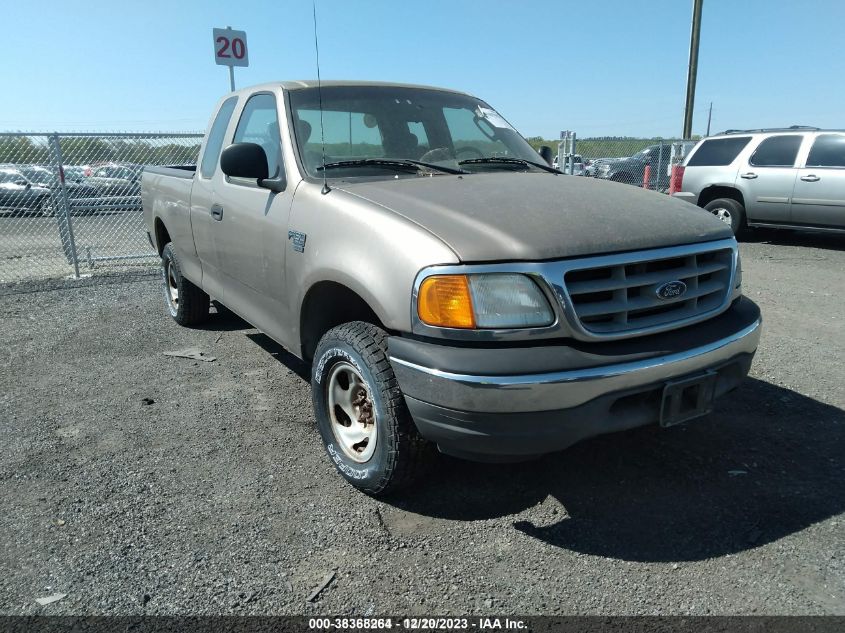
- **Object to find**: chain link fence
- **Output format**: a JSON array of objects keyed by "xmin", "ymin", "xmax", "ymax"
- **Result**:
[
  {"xmin": 2, "ymin": 131, "xmax": 697, "ymax": 287},
  {"xmin": 0, "ymin": 132, "xmax": 202, "ymax": 285},
  {"xmin": 531, "ymin": 136, "xmax": 697, "ymax": 190}
]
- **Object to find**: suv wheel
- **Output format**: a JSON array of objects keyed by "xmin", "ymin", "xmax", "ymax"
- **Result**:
[
  {"xmin": 704, "ymin": 198, "xmax": 746, "ymax": 237},
  {"xmin": 161, "ymin": 242, "xmax": 209, "ymax": 326},
  {"xmin": 312, "ymin": 321, "xmax": 433, "ymax": 496}
]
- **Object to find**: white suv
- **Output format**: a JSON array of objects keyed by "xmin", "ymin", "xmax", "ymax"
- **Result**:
[{"xmin": 673, "ymin": 127, "xmax": 845, "ymax": 235}]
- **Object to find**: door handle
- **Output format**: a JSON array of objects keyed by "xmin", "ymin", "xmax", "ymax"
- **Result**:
[
  {"xmin": 210, "ymin": 203, "xmax": 223, "ymax": 221},
  {"xmin": 800, "ymin": 174, "xmax": 820, "ymax": 182},
  {"xmin": 740, "ymin": 172, "xmax": 757, "ymax": 179}
]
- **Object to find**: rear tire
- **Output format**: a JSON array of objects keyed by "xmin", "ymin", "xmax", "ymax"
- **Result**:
[
  {"xmin": 312, "ymin": 321, "xmax": 433, "ymax": 496},
  {"xmin": 610, "ymin": 172, "xmax": 636, "ymax": 185},
  {"xmin": 161, "ymin": 242, "xmax": 209, "ymax": 326},
  {"xmin": 704, "ymin": 197, "xmax": 746, "ymax": 237},
  {"xmin": 38, "ymin": 196, "xmax": 56, "ymax": 217}
]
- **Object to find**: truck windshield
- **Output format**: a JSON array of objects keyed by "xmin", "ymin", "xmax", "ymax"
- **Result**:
[{"xmin": 288, "ymin": 85, "xmax": 544, "ymax": 178}]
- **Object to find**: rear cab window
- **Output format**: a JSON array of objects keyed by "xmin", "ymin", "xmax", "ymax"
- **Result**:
[
  {"xmin": 687, "ymin": 136, "xmax": 752, "ymax": 167},
  {"xmin": 200, "ymin": 96, "xmax": 238, "ymax": 179}
]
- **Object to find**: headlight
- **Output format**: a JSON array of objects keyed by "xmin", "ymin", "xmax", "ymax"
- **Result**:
[{"xmin": 417, "ymin": 273, "xmax": 554, "ymax": 329}]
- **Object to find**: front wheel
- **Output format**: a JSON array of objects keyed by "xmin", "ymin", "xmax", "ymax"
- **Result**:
[
  {"xmin": 312, "ymin": 321, "xmax": 433, "ymax": 495},
  {"xmin": 161, "ymin": 242, "xmax": 209, "ymax": 326},
  {"xmin": 704, "ymin": 197, "xmax": 746, "ymax": 237}
]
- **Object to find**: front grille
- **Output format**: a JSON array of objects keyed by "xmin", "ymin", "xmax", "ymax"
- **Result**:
[{"xmin": 563, "ymin": 246, "xmax": 734, "ymax": 335}]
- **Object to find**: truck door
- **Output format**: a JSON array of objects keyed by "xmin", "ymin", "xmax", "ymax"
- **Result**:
[
  {"xmin": 210, "ymin": 92, "xmax": 295, "ymax": 340},
  {"xmin": 190, "ymin": 95, "xmax": 238, "ymax": 299},
  {"xmin": 736, "ymin": 134, "xmax": 802, "ymax": 223},
  {"xmin": 791, "ymin": 133, "xmax": 845, "ymax": 228}
]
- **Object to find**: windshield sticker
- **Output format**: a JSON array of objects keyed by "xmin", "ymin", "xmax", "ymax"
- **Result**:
[{"xmin": 477, "ymin": 107, "xmax": 514, "ymax": 130}]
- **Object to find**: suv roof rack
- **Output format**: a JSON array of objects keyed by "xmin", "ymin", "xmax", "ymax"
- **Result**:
[{"xmin": 718, "ymin": 126, "xmax": 820, "ymax": 135}]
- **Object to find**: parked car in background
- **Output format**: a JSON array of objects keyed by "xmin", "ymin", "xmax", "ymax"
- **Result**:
[
  {"xmin": 18, "ymin": 165, "xmax": 101, "ymax": 215},
  {"xmin": 554, "ymin": 154, "xmax": 587, "ymax": 175},
  {"xmin": 85, "ymin": 163, "xmax": 143, "ymax": 197},
  {"xmin": 0, "ymin": 168, "xmax": 52, "ymax": 215},
  {"xmin": 673, "ymin": 127, "xmax": 845, "ymax": 235},
  {"xmin": 595, "ymin": 144, "xmax": 677, "ymax": 188},
  {"xmin": 63, "ymin": 166, "xmax": 89, "ymax": 183}
]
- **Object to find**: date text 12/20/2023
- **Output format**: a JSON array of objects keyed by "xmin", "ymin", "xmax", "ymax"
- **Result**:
[{"xmin": 308, "ymin": 617, "xmax": 528, "ymax": 630}]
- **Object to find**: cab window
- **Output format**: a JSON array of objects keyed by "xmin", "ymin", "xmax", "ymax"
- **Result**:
[
  {"xmin": 233, "ymin": 93, "xmax": 284, "ymax": 178},
  {"xmin": 200, "ymin": 96, "xmax": 238, "ymax": 179}
]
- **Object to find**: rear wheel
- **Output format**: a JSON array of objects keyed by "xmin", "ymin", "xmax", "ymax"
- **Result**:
[
  {"xmin": 38, "ymin": 196, "xmax": 56, "ymax": 217},
  {"xmin": 312, "ymin": 321, "xmax": 433, "ymax": 496},
  {"xmin": 161, "ymin": 242, "xmax": 209, "ymax": 326},
  {"xmin": 704, "ymin": 197, "xmax": 746, "ymax": 237},
  {"xmin": 610, "ymin": 172, "xmax": 636, "ymax": 185}
]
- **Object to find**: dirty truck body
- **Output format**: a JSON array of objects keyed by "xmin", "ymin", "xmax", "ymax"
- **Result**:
[{"xmin": 143, "ymin": 81, "xmax": 761, "ymax": 494}]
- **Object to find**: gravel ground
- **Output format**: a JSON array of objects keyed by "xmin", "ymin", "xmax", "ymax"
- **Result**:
[{"xmin": 1, "ymin": 230, "xmax": 843, "ymax": 616}]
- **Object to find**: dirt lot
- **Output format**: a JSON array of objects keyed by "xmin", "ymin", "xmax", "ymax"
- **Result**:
[{"xmin": 1, "ymin": 230, "xmax": 843, "ymax": 616}]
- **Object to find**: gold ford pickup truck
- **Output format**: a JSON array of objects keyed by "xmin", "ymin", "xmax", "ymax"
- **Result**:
[{"xmin": 142, "ymin": 81, "xmax": 761, "ymax": 495}]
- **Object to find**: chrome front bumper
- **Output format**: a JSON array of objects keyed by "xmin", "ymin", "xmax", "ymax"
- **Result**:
[
  {"xmin": 390, "ymin": 318, "xmax": 761, "ymax": 415},
  {"xmin": 388, "ymin": 296, "xmax": 761, "ymax": 459}
]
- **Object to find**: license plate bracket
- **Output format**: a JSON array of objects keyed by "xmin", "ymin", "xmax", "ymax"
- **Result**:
[{"xmin": 659, "ymin": 371, "xmax": 718, "ymax": 428}]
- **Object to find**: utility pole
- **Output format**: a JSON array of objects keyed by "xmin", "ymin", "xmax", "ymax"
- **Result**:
[
  {"xmin": 705, "ymin": 101, "xmax": 713, "ymax": 136},
  {"xmin": 683, "ymin": 0, "xmax": 704, "ymax": 139}
]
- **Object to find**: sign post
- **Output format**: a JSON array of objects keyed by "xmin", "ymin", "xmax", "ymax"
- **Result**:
[{"xmin": 213, "ymin": 26, "xmax": 249, "ymax": 92}]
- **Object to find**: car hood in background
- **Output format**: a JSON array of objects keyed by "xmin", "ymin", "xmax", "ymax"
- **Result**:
[{"xmin": 338, "ymin": 172, "xmax": 732, "ymax": 262}]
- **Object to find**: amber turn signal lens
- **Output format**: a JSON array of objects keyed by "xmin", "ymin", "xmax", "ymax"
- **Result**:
[{"xmin": 417, "ymin": 275, "xmax": 476, "ymax": 329}]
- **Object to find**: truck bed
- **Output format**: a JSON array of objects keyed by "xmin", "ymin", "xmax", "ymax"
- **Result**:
[{"xmin": 143, "ymin": 165, "xmax": 196, "ymax": 179}]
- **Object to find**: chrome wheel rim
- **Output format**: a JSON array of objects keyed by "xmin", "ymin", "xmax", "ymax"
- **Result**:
[
  {"xmin": 711, "ymin": 207, "xmax": 732, "ymax": 225},
  {"xmin": 326, "ymin": 361, "xmax": 377, "ymax": 463},
  {"xmin": 41, "ymin": 198, "xmax": 54, "ymax": 216},
  {"xmin": 165, "ymin": 261, "xmax": 179, "ymax": 311}
]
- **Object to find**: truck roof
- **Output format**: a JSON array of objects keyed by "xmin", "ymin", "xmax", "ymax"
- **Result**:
[{"xmin": 240, "ymin": 80, "xmax": 474, "ymax": 97}]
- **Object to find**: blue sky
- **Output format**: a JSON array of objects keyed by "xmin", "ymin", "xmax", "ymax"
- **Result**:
[{"xmin": 2, "ymin": 0, "xmax": 843, "ymax": 138}]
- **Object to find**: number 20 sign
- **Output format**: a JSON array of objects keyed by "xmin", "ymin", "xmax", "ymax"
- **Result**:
[{"xmin": 213, "ymin": 28, "xmax": 249, "ymax": 67}]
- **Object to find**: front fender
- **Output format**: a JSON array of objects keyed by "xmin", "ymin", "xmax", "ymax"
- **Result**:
[{"xmin": 287, "ymin": 183, "xmax": 459, "ymax": 337}]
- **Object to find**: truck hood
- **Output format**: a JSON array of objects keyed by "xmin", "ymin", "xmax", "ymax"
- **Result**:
[{"xmin": 338, "ymin": 172, "xmax": 732, "ymax": 262}]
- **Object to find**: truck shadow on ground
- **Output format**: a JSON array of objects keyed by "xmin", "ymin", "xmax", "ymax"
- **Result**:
[
  {"xmin": 386, "ymin": 378, "xmax": 845, "ymax": 563},
  {"xmin": 743, "ymin": 228, "xmax": 844, "ymax": 251},
  {"xmin": 243, "ymin": 326, "xmax": 845, "ymax": 563}
]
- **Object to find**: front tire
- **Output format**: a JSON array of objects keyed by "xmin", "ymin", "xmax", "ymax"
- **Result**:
[
  {"xmin": 312, "ymin": 321, "xmax": 433, "ymax": 496},
  {"xmin": 704, "ymin": 197, "xmax": 746, "ymax": 237},
  {"xmin": 161, "ymin": 242, "xmax": 209, "ymax": 326}
]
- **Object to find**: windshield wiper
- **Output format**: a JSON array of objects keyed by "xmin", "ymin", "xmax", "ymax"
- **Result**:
[
  {"xmin": 458, "ymin": 157, "xmax": 560, "ymax": 174},
  {"xmin": 317, "ymin": 158, "xmax": 467, "ymax": 175}
]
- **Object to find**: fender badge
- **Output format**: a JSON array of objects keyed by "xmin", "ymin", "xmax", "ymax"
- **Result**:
[{"xmin": 288, "ymin": 230, "xmax": 306, "ymax": 253}]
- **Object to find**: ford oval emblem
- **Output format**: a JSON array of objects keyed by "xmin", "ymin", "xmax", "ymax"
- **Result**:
[{"xmin": 655, "ymin": 280, "xmax": 687, "ymax": 300}]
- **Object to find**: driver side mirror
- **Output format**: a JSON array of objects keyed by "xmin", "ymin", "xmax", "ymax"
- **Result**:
[
  {"xmin": 220, "ymin": 142, "xmax": 286, "ymax": 193},
  {"xmin": 538, "ymin": 145, "xmax": 554, "ymax": 166}
]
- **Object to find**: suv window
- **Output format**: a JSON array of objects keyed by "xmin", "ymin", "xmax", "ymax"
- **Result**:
[
  {"xmin": 233, "ymin": 93, "xmax": 283, "ymax": 177},
  {"xmin": 200, "ymin": 96, "xmax": 238, "ymax": 179},
  {"xmin": 749, "ymin": 135, "xmax": 802, "ymax": 167},
  {"xmin": 806, "ymin": 134, "xmax": 845, "ymax": 168},
  {"xmin": 687, "ymin": 137, "xmax": 752, "ymax": 167}
]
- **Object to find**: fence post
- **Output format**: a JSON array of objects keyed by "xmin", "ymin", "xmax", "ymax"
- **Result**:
[
  {"xmin": 569, "ymin": 132, "xmax": 577, "ymax": 175},
  {"xmin": 48, "ymin": 133, "xmax": 80, "ymax": 279},
  {"xmin": 657, "ymin": 142, "xmax": 664, "ymax": 190}
]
